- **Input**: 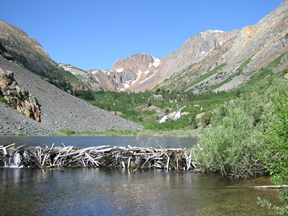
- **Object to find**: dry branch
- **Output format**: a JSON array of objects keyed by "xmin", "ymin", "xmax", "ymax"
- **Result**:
[{"xmin": 0, "ymin": 144, "xmax": 197, "ymax": 171}]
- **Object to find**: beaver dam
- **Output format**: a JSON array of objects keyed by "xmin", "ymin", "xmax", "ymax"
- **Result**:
[{"xmin": 0, "ymin": 143, "xmax": 198, "ymax": 171}]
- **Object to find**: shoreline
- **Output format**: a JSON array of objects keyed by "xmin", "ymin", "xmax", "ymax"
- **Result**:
[
  {"xmin": 55, "ymin": 128, "xmax": 201, "ymax": 138},
  {"xmin": 0, "ymin": 128, "xmax": 201, "ymax": 138}
]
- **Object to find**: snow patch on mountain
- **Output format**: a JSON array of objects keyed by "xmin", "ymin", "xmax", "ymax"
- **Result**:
[
  {"xmin": 131, "ymin": 70, "xmax": 142, "ymax": 85},
  {"xmin": 116, "ymin": 68, "xmax": 123, "ymax": 72},
  {"xmin": 139, "ymin": 74, "xmax": 155, "ymax": 84},
  {"xmin": 201, "ymin": 30, "xmax": 224, "ymax": 34},
  {"xmin": 152, "ymin": 57, "xmax": 161, "ymax": 67}
]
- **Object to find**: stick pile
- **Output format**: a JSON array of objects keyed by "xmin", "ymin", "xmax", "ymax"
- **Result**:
[{"xmin": 0, "ymin": 143, "xmax": 198, "ymax": 171}]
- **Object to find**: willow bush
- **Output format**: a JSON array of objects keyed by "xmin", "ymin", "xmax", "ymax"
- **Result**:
[
  {"xmin": 191, "ymin": 77, "xmax": 288, "ymax": 213},
  {"xmin": 257, "ymin": 79, "xmax": 288, "ymax": 215},
  {"xmin": 193, "ymin": 78, "xmax": 281, "ymax": 178}
]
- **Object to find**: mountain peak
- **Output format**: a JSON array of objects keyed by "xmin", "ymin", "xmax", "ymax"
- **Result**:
[{"xmin": 112, "ymin": 53, "xmax": 161, "ymax": 72}]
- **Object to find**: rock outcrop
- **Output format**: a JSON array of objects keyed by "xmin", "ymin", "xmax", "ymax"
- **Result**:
[{"xmin": 0, "ymin": 68, "xmax": 42, "ymax": 122}]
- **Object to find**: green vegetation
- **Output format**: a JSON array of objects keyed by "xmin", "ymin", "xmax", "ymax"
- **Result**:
[
  {"xmin": 194, "ymin": 82, "xmax": 274, "ymax": 177},
  {"xmin": 209, "ymin": 56, "xmax": 253, "ymax": 92},
  {"xmin": 59, "ymin": 128, "xmax": 138, "ymax": 136},
  {"xmin": 17, "ymin": 132, "xmax": 26, "ymax": 136},
  {"xmin": 40, "ymin": 48, "xmax": 288, "ymax": 214},
  {"xmin": 48, "ymin": 76, "xmax": 74, "ymax": 94},
  {"xmin": 183, "ymin": 63, "xmax": 227, "ymax": 91},
  {"xmin": 159, "ymin": 64, "xmax": 198, "ymax": 91},
  {"xmin": 257, "ymin": 82, "xmax": 288, "ymax": 215},
  {"xmin": 241, "ymin": 53, "xmax": 287, "ymax": 94},
  {"xmin": 29, "ymin": 46, "xmax": 287, "ymax": 213},
  {"xmin": 72, "ymin": 86, "xmax": 239, "ymax": 135},
  {"xmin": 2, "ymin": 86, "xmax": 10, "ymax": 93},
  {"xmin": 58, "ymin": 128, "xmax": 199, "ymax": 137},
  {"xmin": 59, "ymin": 128, "xmax": 77, "ymax": 136},
  {"xmin": 192, "ymin": 77, "xmax": 288, "ymax": 214},
  {"xmin": 0, "ymin": 95, "xmax": 8, "ymax": 105},
  {"xmin": 34, "ymin": 85, "xmax": 45, "ymax": 92}
]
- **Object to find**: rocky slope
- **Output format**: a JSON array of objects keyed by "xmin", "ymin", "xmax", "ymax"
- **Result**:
[{"xmin": 0, "ymin": 55, "xmax": 143, "ymax": 136}]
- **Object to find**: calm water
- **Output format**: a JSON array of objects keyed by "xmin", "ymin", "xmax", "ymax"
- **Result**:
[
  {"xmin": 0, "ymin": 136, "xmax": 282, "ymax": 215},
  {"xmin": 0, "ymin": 136, "xmax": 197, "ymax": 149}
]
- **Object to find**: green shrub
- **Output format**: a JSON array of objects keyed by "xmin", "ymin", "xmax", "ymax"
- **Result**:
[
  {"xmin": 194, "ymin": 79, "xmax": 277, "ymax": 177},
  {"xmin": 60, "ymin": 128, "xmax": 77, "ymax": 135},
  {"xmin": 0, "ymin": 96, "xmax": 8, "ymax": 104},
  {"xmin": 257, "ymin": 79, "xmax": 288, "ymax": 215},
  {"xmin": 34, "ymin": 85, "xmax": 45, "ymax": 92},
  {"xmin": 3, "ymin": 86, "xmax": 9, "ymax": 92},
  {"xmin": 165, "ymin": 109, "xmax": 170, "ymax": 115},
  {"xmin": 84, "ymin": 89, "xmax": 95, "ymax": 100},
  {"xmin": 18, "ymin": 132, "xmax": 26, "ymax": 136},
  {"xmin": 201, "ymin": 111, "xmax": 212, "ymax": 125}
]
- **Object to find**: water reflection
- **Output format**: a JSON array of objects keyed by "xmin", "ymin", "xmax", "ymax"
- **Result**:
[{"xmin": 0, "ymin": 168, "xmax": 281, "ymax": 215}]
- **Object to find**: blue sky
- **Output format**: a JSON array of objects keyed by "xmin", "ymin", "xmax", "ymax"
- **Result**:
[{"xmin": 0, "ymin": 0, "xmax": 285, "ymax": 71}]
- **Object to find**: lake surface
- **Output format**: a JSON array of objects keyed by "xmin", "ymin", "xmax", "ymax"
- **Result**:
[
  {"xmin": 0, "ymin": 136, "xmax": 197, "ymax": 149},
  {"xmin": 0, "ymin": 136, "xmax": 282, "ymax": 215}
]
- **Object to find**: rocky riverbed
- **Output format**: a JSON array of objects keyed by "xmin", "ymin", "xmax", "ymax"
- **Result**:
[{"xmin": 0, "ymin": 56, "xmax": 144, "ymax": 136}]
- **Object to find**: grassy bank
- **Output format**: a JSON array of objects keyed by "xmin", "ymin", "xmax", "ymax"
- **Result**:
[{"xmin": 57, "ymin": 128, "xmax": 200, "ymax": 138}]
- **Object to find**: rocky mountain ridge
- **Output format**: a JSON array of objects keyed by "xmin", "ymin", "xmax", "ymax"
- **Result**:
[
  {"xmin": 133, "ymin": 29, "xmax": 241, "ymax": 92},
  {"xmin": 63, "ymin": 0, "xmax": 288, "ymax": 93},
  {"xmin": 59, "ymin": 53, "xmax": 161, "ymax": 92},
  {"xmin": 156, "ymin": 0, "xmax": 288, "ymax": 93},
  {"xmin": 59, "ymin": 29, "xmax": 240, "ymax": 92}
]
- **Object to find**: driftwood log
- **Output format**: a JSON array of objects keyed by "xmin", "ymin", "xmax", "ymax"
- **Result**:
[
  {"xmin": 0, "ymin": 143, "xmax": 199, "ymax": 171},
  {"xmin": 252, "ymin": 185, "xmax": 288, "ymax": 189}
]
